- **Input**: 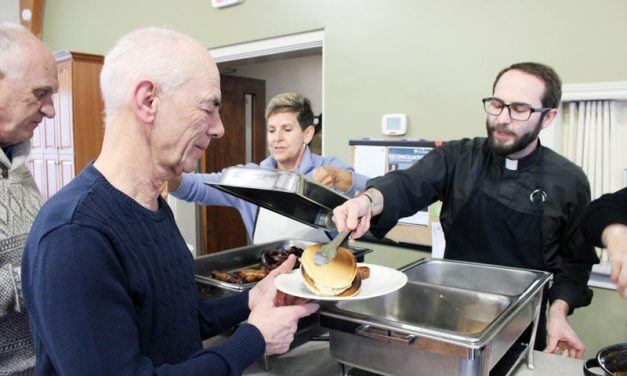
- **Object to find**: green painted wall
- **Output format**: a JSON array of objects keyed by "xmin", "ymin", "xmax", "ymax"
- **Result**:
[
  {"xmin": 43, "ymin": 0, "xmax": 627, "ymax": 162},
  {"xmin": 570, "ymin": 286, "xmax": 627, "ymax": 359},
  {"xmin": 41, "ymin": 0, "xmax": 627, "ymax": 359}
]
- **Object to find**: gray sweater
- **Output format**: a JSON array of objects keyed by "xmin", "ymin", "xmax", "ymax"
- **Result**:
[{"xmin": 0, "ymin": 141, "xmax": 42, "ymax": 375}]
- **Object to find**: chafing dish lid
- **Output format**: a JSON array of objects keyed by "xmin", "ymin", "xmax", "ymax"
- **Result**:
[{"xmin": 204, "ymin": 166, "xmax": 347, "ymax": 229}]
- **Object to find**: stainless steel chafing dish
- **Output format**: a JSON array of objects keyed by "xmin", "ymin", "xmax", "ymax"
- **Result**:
[
  {"xmin": 203, "ymin": 166, "xmax": 347, "ymax": 229},
  {"xmin": 195, "ymin": 167, "xmax": 360, "ymax": 295},
  {"xmin": 319, "ymin": 259, "xmax": 552, "ymax": 376}
]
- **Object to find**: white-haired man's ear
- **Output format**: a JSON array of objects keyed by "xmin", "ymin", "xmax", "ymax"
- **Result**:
[{"xmin": 133, "ymin": 80, "xmax": 159, "ymax": 124}]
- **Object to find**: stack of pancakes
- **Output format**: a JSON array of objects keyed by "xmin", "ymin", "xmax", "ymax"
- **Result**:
[{"xmin": 300, "ymin": 245, "xmax": 362, "ymax": 297}]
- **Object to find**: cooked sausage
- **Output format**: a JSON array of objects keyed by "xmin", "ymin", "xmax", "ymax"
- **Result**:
[
  {"xmin": 212, "ymin": 246, "xmax": 305, "ymax": 284},
  {"xmin": 357, "ymin": 266, "xmax": 370, "ymax": 280},
  {"xmin": 211, "ymin": 271, "xmax": 242, "ymax": 284},
  {"xmin": 234, "ymin": 269, "xmax": 268, "ymax": 283}
]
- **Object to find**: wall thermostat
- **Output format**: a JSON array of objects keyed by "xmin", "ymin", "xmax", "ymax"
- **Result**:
[{"xmin": 381, "ymin": 114, "xmax": 407, "ymax": 136}]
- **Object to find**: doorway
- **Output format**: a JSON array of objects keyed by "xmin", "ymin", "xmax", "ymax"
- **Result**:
[
  {"xmin": 191, "ymin": 30, "xmax": 324, "ymax": 255},
  {"xmin": 200, "ymin": 75, "xmax": 266, "ymax": 253}
]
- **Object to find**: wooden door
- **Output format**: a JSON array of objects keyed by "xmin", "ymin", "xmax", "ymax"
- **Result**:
[
  {"xmin": 69, "ymin": 52, "xmax": 104, "ymax": 174},
  {"xmin": 200, "ymin": 75, "xmax": 266, "ymax": 254}
]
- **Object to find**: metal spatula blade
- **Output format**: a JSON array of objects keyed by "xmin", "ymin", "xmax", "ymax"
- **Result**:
[{"xmin": 314, "ymin": 229, "xmax": 352, "ymax": 266}]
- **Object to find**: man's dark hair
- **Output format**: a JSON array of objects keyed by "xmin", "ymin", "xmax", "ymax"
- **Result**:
[{"xmin": 492, "ymin": 62, "xmax": 562, "ymax": 109}]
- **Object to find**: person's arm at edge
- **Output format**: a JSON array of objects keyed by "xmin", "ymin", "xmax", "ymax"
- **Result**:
[
  {"xmin": 583, "ymin": 187, "xmax": 627, "ymax": 297},
  {"xmin": 583, "ymin": 187, "xmax": 627, "ymax": 247}
]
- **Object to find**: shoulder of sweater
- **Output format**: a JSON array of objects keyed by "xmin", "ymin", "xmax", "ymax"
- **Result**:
[{"xmin": 37, "ymin": 171, "xmax": 100, "ymax": 225}]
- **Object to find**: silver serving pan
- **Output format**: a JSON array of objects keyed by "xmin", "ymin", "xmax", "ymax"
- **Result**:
[
  {"xmin": 320, "ymin": 259, "xmax": 552, "ymax": 376},
  {"xmin": 194, "ymin": 239, "xmax": 372, "ymax": 294},
  {"xmin": 204, "ymin": 167, "xmax": 348, "ymax": 230}
]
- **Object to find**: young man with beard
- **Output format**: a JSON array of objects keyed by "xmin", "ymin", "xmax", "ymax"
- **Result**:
[{"xmin": 332, "ymin": 62, "xmax": 598, "ymax": 358}]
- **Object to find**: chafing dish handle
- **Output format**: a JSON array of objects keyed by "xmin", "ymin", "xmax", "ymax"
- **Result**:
[
  {"xmin": 355, "ymin": 324, "xmax": 416, "ymax": 345},
  {"xmin": 398, "ymin": 258, "xmax": 426, "ymax": 272}
]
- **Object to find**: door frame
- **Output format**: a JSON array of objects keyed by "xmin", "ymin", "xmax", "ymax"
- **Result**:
[
  {"xmin": 210, "ymin": 29, "xmax": 324, "ymax": 65},
  {"xmin": 168, "ymin": 29, "xmax": 326, "ymax": 256}
]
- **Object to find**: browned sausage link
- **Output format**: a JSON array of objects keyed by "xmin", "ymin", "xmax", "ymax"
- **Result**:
[
  {"xmin": 357, "ymin": 266, "xmax": 370, "ymax": 280},
  {"xmin": 235, "ymin": 269, "xmax": 268, "ymax": 283},
  {"xmin": 211, "ymin": 271, "xmax": 242, "ymax": 284}
]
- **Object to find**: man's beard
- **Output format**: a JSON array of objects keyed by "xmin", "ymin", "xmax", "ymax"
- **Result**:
[{"xmin": 486, "ymin": 118, "xmax": 543, "ymax": 157}]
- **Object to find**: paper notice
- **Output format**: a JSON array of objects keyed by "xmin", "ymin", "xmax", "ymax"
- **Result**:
[{"xmin": 354, "ymin": 145, "xmax": 387, "ymax": 178}]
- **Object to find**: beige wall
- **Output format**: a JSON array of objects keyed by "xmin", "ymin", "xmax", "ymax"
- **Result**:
[{"xmin": 40, "ymin": 0, "xmax": 627, "ymax": 358}]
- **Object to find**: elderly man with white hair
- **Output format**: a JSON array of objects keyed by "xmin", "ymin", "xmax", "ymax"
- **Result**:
[
  {"xmin": 0, "ymin": 22, "xmax": 58, "ymax": 374},
  {"xmin": 22, "ymin": 27, "xmax": 318, "ymax": 375}
]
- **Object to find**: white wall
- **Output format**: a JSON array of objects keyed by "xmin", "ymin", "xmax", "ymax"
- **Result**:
[
  {"xmin": 225, "ymin": 54, "xmax": 323, "ymax": 115},
  {"xmin": 227, "ymin": 54, "xmax": 324, "ymax": 156},
  {"xmin": 0, "ymin": 0, "xmax": 19, "ymax": 23}
]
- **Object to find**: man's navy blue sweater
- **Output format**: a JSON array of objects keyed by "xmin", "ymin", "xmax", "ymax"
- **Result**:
[{"xmin": 22, "ymin": 164, "xmax": 265, "ymax": 375}]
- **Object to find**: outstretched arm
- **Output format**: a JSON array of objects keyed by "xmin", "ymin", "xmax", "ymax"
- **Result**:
[{"xmin": 312, "ymin": 166, "xmax": 353, "ymax": 192}]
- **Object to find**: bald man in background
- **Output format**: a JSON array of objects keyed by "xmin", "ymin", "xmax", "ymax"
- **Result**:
[{"xmin": 0, "ymin": 22, "xmax": 58, "ymax": 375}]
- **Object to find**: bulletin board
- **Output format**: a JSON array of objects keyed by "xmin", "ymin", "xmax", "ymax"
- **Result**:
[{"xmin": 349, "ymin": 139, "xmax": 443, "ymax": 248}]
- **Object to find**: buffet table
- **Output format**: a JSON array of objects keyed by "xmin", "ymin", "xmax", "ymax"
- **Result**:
[
  {"xmin": 198, "ymin": 244, "xmax": 587, "ymax": 375},
  {"xmin": 242, "ymin": 339, "xmax": 584, "ymax": 375}
]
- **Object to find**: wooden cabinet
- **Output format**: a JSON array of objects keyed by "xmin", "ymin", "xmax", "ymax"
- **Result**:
[{"xmin": 28, "ymin": 51, "xmax": 105, "ymax": 200}]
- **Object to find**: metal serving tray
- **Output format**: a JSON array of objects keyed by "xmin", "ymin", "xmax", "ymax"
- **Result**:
[
  {"xmin": 204, "ymin": 167, "xmax": 348, "ymax": 230},
  {"xmin": 194, "ymin": 239, "xmax": 372, "ymax": 294},
  {"xmin": 320, "ymin": 259, "xmax": 552, "ymax": 376}
]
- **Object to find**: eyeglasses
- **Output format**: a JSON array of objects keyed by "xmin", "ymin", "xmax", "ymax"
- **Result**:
[{"xmin": 482, "ymin": 97, "xmax": 551, "ymax": 121}]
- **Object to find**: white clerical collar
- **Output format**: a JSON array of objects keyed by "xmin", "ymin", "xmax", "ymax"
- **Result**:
[{"xmin": 505, "ymin": 158, "xmax": 519, "ymax": 171}]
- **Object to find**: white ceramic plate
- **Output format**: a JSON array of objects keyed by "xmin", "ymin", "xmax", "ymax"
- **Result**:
[{"xmin": 274, "ymin": 263, "xmax": 408, "ymax": 301}]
